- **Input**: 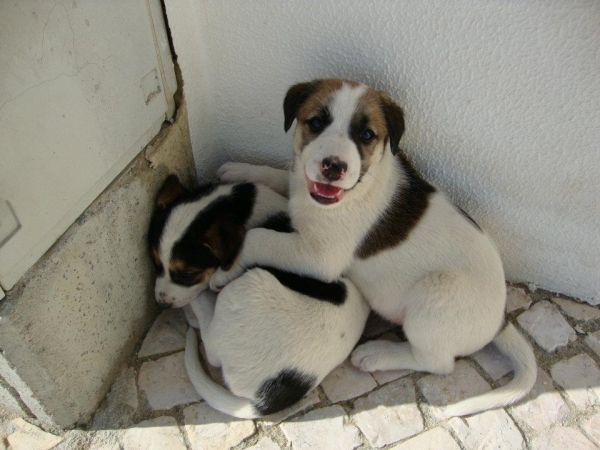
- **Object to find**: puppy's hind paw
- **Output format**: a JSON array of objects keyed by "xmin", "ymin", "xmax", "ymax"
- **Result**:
[{"xmin": 351, "ymin": 342, "xmax": 387, "ymax": 373}]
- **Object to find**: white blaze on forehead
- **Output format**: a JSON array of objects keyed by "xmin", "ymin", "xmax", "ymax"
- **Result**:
[
  {"xmin": 327, "ymin": 83, "xmax": 367, "ymax": 134},
  {"xmin": 158, "ymin": 185, "xmax": 234, "ymax": 279}
]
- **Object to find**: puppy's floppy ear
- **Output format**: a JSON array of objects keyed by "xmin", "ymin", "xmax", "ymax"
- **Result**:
[
  {"xmin": 156, "ymin": 174, "xmax": 187, "ymax": 209},
  {"xmin": 283, "ymin": 81, "xmax": 316, "ymax": 132},
  {"xmin": 205, "ymin": 219, "xmax": 246, "ymax": 271},
  {"xmin": 380, "ymin": 92, "xmax": 405, "ymax": 156}
]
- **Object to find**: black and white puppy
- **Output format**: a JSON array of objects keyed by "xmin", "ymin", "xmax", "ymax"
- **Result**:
[
  {"xmin": 212, "ymin": 79, "xmax": 537, "ymax": 417},
  {"xmin": 148, "ymin": 175, "xmax": 369, "ymax": 418}
]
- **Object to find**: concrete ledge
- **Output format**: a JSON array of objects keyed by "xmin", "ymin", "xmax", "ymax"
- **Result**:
[{"xmin": 0, "ymin": 103, "xmax": 196, "ymax": 428}]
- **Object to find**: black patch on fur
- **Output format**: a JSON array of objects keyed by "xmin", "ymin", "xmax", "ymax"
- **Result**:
[
  {"xmin": 456, "ymin": 206, "xmax": 483, "ymax": 232},
  {"xmin": 261, "ymin": 212, "xmax": 294, "ymax": 233},
  {"xmin": 348, "ymin": 113, "xmax": 370, "ymax": 159},
  {"xmin": 356, "ymin": 153, "xmax": 436, "ymax": 259},
  {"xmin": 254, "ymin": 369, "xmax": 316, "ymax": 415},
  {"xmin": 257, "ymin": 266, "xmax": 347, "ymax": 305},
  {"xmin": 171, "ymin": 183, "xmax": 256, "ymax": 270},
  {"xmin": 284, "ymin": 82, "xmax": 317, "ymax": 132}
]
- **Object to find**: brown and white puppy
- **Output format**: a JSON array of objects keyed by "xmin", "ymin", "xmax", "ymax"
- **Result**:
[
  {"xmin": 148, "ymin": 175, "xmax": 369, "ymax": 419},
  {"xmin": 213, "ymin": 79, "xmax": 537, "ymax": 417}
]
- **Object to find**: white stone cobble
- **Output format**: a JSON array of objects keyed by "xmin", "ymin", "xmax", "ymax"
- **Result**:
[
  {"xmin": 516, "ymin": 301, "xmax": 576, "ymax": 352},
  {"xmin": 551, "ymin": 297, "xmax": 600, "ymax": 322},
  {"xmin": 417, "ymin": 360, "xmax": 491, "ymax": 420},
  {"xmin": 581, "ymin": 411, "xmax": 600, "ymax": 447},
  {"xmin": 4, "ymin": 418, "xmax": 63, "ymax": 450},
  {"xmin": 505, "ymin": 368, "xmax": 570, "ymax": 432},
  {"xmin": 138, "ymin": 351, "xmax": 201, "ymax": 410},
  {"xmin": 352, "ymin": 378, "xmax": 423, "ymax": 447},
  {"xmin": 531, "ymin": 426, "xmax": 596, "ymax": 450},
  {"xmin": 138, "ymin": 309, "xmax": 188, "ymax": 358},
  {"xmin": 448, "ymin": 409, "xmax": 525, "ymax": 450},
  {"xmin": 280, "ymin": 406, "xmax": 362, "ymax": 450},
  {"xmin": 388, "ymin": 428, "xmax": 460, "ymax": 450},
  {"xmin": 120, "ymin": 416, "xmax": 187, "ymax": 450},
  {"xmin": 584, "ymin": 330, "xmax": 600, "ymax": 357},
  {"xmin": 471, "ymin": 343, "xmax": 513, "ymax": 380},
  {"xmin": 321, "ymin": 358, "xmax": 377, "ymax": 402},
  {"xmin": 183, "ymin": 402, "xmax": 256, "ymax": 450},
  {"xmin": 505, "ymin": 286, "xmax": 532, "ymax": 313},
  {"xmin": 551, "ymin": 353, "xmax": 600, "ymax": 409},
  {"xmin": 245, "ymin": 437, "xmax": 280, "ymax": 450}
]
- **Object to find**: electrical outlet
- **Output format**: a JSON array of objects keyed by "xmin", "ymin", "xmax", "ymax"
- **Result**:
[{"xmin": 0, "ymin": 199, "xmax": 21, "ymax": 248}]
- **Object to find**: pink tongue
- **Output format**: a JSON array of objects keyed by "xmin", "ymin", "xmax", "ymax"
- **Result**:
[{"xmin": 311, "ymin": 181, "xmax": 343, "ymax": 198}]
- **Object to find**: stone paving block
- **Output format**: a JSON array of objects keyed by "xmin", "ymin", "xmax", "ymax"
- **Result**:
[
  {"xmin": 552, "ymin": 297, "xmax": 600, "ymax": 322},
  {"xmin": 246, "ymin": 437, "xmax": 280, "ymax": 450},
  {"xmin": 584, "ymin": 330, "xmax": 600, "ymax": 357},
  {"xmin": 389, "ymin": 428, "xmax": 460, "ymax": 450},
  {"xmin": 352, "ymin": 378, "xmax": 423, "ymax": 447},
  {"xmin": 138, "ymin": 351, "xmax": 201, "ymax": 410},
  {"xmin": 92, "ymin": 367, "xmax": 138, "ymax": 428},
  {"xmin": 370, "ymin": 333, "xmax": 413, "ymax": 385},
  {"xmin": 0, "ymin": 384, "xmax": 27, "ymax": 417},
  {"xmin": 506, "ymin": 368, "xmax": 569, "ymax": 432},
  {"xmin": 5, "ymin": 418, "xmax": 63, "ymax": 450},
  {"xmin": 183, "ymin": 402, "xmax": 256, "ymax": 450},
  {"xmin": 261, "ymin": 388, "xmax": 320, "ymax": 426},
  {"xmin": 120, "ymin": 416, "xmax": 187, "ymax": 450},
  {"xmin": 280, "ymin": 405, "xmax": 361, "ymax": 450},
  {"xmin": 471, "ymin": 343, "xmax": 513, "ymax": 380},
  {"xmin": 506, "ymin": 286, "xmax": 532, "ymax": 313},
  {"xmin": 517, "ymin": 301, "xmax": 576, "ymax": 352},
  {"xmin": 88, "ymin": 431, "xmax": 122, "ymax": 450},
  {"xmin": 581, "ymin": 411, "xmax": 600, "ymax": 447},
  {"xmin": 138, "ymin": 309, "xmax": 188, "ymax": 358},
  {"xmin": 417, "ymin": 360, "xmax": 491, "ymax": 420},
  {"xmin": 363, "ymin": 313, "xmax": 399, "ymax": 338},
  {"xmin": 51, "ymin": 430, "xmax": 90, "ymax": 450},
  {"xmin": 531, "ymin": 426, "xmax": 596, "ymax": 450},
  {"xmin": 551, "ymin": 353, "xmax": 600, "ymax": 409},
  {"xmin": 448, "ymin": 409, "xmax": 524, "ymax": 450},
  {"xmin": 321, "ymin": 359, "xmax": 377, "ymax": 402}
]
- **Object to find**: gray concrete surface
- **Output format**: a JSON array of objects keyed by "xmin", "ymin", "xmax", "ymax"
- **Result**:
[{"xmin": 0, "ymin": 103, "xmax": 196, "ymax": 428}]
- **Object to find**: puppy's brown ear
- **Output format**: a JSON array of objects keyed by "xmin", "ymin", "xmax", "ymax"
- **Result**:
[
  {"xmin": 156, "ymin": 175, "xmax": 187, "ymax": 209},
  {"xmin": 283, "ymin": 81, "xmax": 316, "ymax": 132},
  {"xmin": 205, "ymin": 219, "xmax": 246, "ymax": 270},
  {"xmin": 380, "ymin": 93, "xmax": 405, "ymax": 156}
]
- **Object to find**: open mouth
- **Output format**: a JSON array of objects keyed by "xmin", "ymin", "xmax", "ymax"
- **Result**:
[{"xmin": 307, "ymin": 180, "xmax": 345, "ymax": 205}]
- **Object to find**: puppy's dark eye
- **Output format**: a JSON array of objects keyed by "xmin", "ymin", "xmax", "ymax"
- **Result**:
[
  {"xmin": 360, "ymin": 129, "xmax": 375, "ymax": 142},
  {"xmin": 308, "ymin": 117, "xmax": 324, "ymax": 132},
  {"xmin": 172, "ymin": 270, "xmax": 201, "ymax": 285}
]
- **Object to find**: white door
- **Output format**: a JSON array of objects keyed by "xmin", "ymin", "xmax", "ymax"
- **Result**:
[{"xmin": 0, "ymin": 0, "xmax": 177, "ymax": 290}]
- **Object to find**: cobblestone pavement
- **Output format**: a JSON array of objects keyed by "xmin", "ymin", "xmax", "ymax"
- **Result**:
[{"xmin": 2, "ymin": 284, "xmax": 600, "ymax": 449}]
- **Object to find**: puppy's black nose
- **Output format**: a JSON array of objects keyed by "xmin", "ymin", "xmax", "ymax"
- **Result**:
[
  {"xmin": 320, "ymin": 157, "xmax": 348, "ymax": 181},
  {"xmin": 157, "ymin": 301, "xmax": 172, "ymax": 309}
]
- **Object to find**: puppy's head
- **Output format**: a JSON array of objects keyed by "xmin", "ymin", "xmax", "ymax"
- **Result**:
[
  {"xmin": 284, "ymin": 79, "xmax": 404, "ymax": 207},
  {"xmin": 148, "ymin": 176, "xmax": 245, "ymax": 308}
]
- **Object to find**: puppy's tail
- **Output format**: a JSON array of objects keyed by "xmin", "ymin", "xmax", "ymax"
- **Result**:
[
  {"xmin": 184, "ymin": 328, "xmax": 260, "ymax": 419},
  {"xmin": 443, "ymin": 323, "xmax": 537, "ymax": 417}
]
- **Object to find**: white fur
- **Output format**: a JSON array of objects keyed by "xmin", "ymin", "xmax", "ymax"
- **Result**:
[
  {"xmin": 214, "ymin": 82, "xmax": 537, "ymax": 416},
  {"xmin": 155, "ymin": 182, "xmax": 369, "ymax": 418}
]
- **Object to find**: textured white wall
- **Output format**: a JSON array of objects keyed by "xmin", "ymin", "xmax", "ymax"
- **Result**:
[{"xmin": 167, "ymin": 0, "xmax": 600, "ymax": 304}]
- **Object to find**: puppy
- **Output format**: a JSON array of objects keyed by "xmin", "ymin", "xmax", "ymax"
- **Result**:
[
  {"xmin": 148, "ymin": 175, "xmax": 369, "ymax": 418},
  {"xmin": 212, "ymin": 78, "xmax": 537, "ymax": 417}
]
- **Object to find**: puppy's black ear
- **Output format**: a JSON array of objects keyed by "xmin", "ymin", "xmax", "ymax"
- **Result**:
[
  {"xmin": 380, "ymin": 92, "xmax": 405, "ymax": 156},
  {"xmin": 283, "ymin": 81, "xmax": 316, "ymax": 132},
  {"xmin": 205, "ymin": 219, "xmax": 246, "ymax": 271},
  {"xmin": 156, "ymin": 175, "xmax": 187, "ymax": 209}
]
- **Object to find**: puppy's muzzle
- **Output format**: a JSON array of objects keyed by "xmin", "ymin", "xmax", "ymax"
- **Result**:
[
  {"xmin": 320, "ymin": 157, "xmax": 348, "ymax": 181},
  {"xmin": 155, "ymin": 291, "xmax": 173, "ymax": 309}
]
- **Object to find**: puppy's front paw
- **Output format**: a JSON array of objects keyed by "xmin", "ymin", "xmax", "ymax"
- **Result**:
[
  {"xmin": 209, "ymin": 264, "xmax": 245, "ymax": 292},
  {"xmin": 351, "ymin": 341, "xmax": 395, "ymax": 373},
  {"xmin": 217, "ymin": 162, "xmax": 260, "ymax": 184}
]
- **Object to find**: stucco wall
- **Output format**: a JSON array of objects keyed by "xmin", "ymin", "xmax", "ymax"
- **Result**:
[{"xmin": 167, "ymin": 0, "xmax": 600, "ymax": 303}]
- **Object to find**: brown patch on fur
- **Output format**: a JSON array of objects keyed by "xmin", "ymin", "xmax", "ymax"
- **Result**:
[
  {"xmin": 355, "ymin": 154, "xmax": 436, "ymax": 259},
  {"xmin": 156, "ymin": 175, "xmax": 187, "ymax": 209},
  {"xmin": 151, "ymin": 247, "xmax": 162, "ymax": 268},
  {"xmin": 204, "ymin": 219, "xmax": 246, "ymax": 270}
]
